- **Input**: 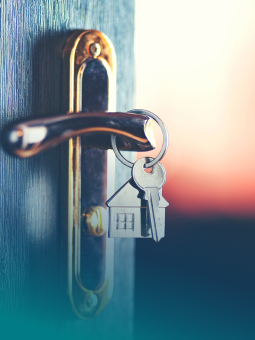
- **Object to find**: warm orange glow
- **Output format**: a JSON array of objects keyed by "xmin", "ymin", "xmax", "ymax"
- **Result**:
[{"xmin": 135, "ymin": 0, "xmax": 255, "ymax": 216}]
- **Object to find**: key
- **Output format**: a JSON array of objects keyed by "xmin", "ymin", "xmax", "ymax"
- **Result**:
[{"xmin": 132, "ymin": 157, "xmax": 166, "ymax": 242}]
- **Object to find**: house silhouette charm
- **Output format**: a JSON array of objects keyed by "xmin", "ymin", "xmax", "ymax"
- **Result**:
[{"xmin": 106, "ymin": 178, "xmax": 169, "ymax": 238}]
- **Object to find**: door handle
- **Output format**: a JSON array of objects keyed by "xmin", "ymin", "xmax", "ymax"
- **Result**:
[
  {"xmin": 2, "ymin": 111, "xmax": 155, "ymax": 157},
  {"xmin": 1, "ymin": 29, "xmax": 156, "ymax": 319}
]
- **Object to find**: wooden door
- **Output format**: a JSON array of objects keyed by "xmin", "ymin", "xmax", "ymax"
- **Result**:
[{"xmin": 0, "ymin": 1, "xmax": 135, "ymax": 339}]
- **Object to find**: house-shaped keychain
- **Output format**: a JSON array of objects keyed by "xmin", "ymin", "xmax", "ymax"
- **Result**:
[{"xmin": 106, "ymin": 178, "xmax": 169, "ymax": 238}]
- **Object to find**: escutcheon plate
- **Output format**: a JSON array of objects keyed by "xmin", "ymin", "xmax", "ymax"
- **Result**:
[{"xmin": 62, "ymin": 30, "xmax": 116, "ymax": 319}]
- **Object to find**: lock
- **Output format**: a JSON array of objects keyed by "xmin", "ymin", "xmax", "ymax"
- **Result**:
[{"xmin": 1, "ymin": 30, "xmax": 156, "ymax": 319}]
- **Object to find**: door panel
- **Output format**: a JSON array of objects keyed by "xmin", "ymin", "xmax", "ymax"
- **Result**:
[{"xmin": 0, "ymin": 1, "xmax": 135, "ymax": 339}]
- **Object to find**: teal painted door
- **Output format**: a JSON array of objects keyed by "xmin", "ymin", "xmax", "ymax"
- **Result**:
[{"xmin": 0, "ymin": 1, "xmax": 135, "ymax": 339}]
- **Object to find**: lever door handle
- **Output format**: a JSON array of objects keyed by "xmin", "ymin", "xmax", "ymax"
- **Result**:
[{"xmin": 2, "ymin": 111, "xmax": 155, "ymax": 158}]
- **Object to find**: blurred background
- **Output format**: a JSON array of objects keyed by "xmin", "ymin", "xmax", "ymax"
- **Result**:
[{"xmin": 134, "ymin": 1, "xmax": 255, "ymax": 339}]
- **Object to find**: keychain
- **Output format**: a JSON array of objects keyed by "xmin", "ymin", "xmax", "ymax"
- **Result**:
[{"xmin": 106, "ymin": 109, "xmax": 169, "ymax": 242}]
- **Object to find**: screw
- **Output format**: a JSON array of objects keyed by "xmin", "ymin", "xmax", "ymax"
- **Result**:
[
  {"xmin": 89, "ymin": 43, "xmax": 101, "ymax": 57},
  {"xmin": 86, "ymin": 293, "xmax": 98, "ymax": 308}
]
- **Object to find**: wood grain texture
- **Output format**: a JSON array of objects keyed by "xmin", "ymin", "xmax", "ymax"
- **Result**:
[{"xmin": 0, "ymin": 1, "xmax": 135, "ymax": 339}]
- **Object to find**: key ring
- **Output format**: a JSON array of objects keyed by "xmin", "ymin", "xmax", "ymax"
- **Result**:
[{"xmin": 111, "ymin": 109, "xmax": 169, "ymax": 168}]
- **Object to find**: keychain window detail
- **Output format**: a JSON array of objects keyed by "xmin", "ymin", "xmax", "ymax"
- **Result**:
[{"xmin": 116, "ymin": 213, "xmax": 134, "ymax": 230}]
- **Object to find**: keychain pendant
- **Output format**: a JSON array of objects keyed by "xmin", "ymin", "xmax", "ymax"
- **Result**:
[{"xmin": 106, "ymin": 166, "xmax": 169, "ymax": 239}]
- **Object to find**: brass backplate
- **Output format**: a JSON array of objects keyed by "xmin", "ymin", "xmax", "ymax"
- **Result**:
[{"xmin": 62, "ymin": 30, "xmax": 116, "ymax": 319}]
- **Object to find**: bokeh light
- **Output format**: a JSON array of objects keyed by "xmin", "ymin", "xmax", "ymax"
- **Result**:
[{"xmin": 135, "ymin": 0, "xmax": 255, "ymax": 217}]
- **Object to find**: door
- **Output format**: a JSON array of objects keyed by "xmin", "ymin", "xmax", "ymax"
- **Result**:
[{"xmin": 0, "ymin": 1, "xmax": 135, "ymax": 339}]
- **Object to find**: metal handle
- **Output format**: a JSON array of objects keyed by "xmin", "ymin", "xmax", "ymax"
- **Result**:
[{"xmin": 2, "ymin": 111, "xmax": 155, "ymax": 158}]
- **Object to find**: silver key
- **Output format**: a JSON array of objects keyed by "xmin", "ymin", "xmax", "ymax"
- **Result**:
[{"xmin": 132, "ymin": 157, "xmax": 166, "ymax": 242}]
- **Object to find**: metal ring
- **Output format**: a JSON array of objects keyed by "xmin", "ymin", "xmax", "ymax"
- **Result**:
[{"xmin": 111, "ymin": 109, "xmax": 169, "ymax": 168}]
